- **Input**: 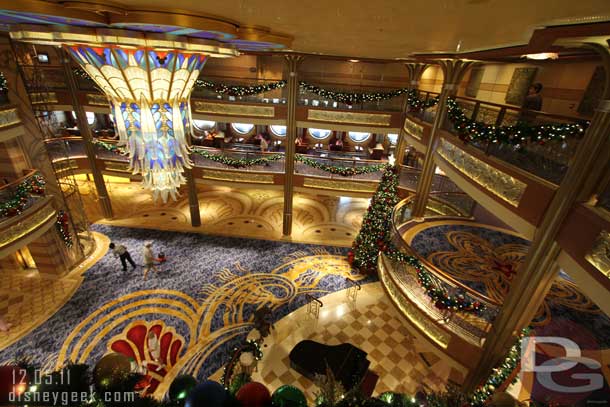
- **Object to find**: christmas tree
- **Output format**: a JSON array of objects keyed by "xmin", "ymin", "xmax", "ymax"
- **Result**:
[{"xmin": 348, "ymin": 165, "xmax": 399, "ymax": 273}]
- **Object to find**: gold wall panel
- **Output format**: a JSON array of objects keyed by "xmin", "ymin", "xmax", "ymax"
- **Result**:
[
  {"xmin": 86, "ymin": 93, "xmax": 109, "ymax": 106},
  {"xmin": 202, "ymin": 170, "xmax": 274, "ymax": 184},
  {"xmin": 307, "ymin": 109, "xmax": 391, "ymax": 126},
  {"xmin": 437, "ymin": 138, "xmax": 526, "ymax": 207},
  {"xmin": 303, "ymin": 177, "xmax": 377, "ymax": 193},
  {"xmin": 30, "ymin": 92, "xmax": 58, "ymax": 104},
  {"xmin": 0, "ymin": 108, "xmax": 21, "ymax": 128},
  {"xmin": 193, "ymin": 101, "xmax": 275, "ymax": 118},
  {"xmin": 586, "ymin": 230, "xmax": 610, "ymax": 279},
  {"xmin": 403, "ymin": 117, "xmax": 423, "ymax": 140}
]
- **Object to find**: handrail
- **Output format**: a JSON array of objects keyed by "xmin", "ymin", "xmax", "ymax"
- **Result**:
[
  {"xmin": 390, "ymin": 199, "xmax": 501, "ymax": 307},
  {"xmin": 346, "ymin": 278, "xmax": 362, "ymax": 290},
  {"xmin": 304, "ymin": 293, "xmax": 323, "ymax": 307},
  {"xmin": 0, "ymin": 169, "xmax": 39, "ymax": 193},
  {"xmin": 44, "ymin": 136, "xmax": 83, "ymax": 143}
]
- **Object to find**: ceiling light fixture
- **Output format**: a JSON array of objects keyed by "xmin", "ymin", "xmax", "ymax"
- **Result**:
[
  {"xmin": 523, "ymin": 52, "xmax": 559, "ymax": 60},
  {"xmin": 348, "ymin": 59, "xmax": 360, "ymax": 63}
]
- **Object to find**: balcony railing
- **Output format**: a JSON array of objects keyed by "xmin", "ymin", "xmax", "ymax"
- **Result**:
[
  {"xmin": 411, "ymin": 90, "xmax": 588, "ymax": 185},
  {"xmin": 45, "ymin": 136, "xmax": 86, "ymax": 162},
  {"xmin": 191, "ymin": 146, "xmax": 285, "ymax": 173},
  {"xmin": 192, "ymin": 75, "xmax": 288, "ymax": 105},
  {"xmin": 0, "ymin": 170, "xmax": 46, "ymax": 219}
]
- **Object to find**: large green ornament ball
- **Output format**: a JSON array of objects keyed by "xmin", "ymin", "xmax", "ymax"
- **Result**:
[
  {"xmin": 93, "ymin": 352, "xmax": 132, "ymax": 390},
  {"xmin": 169, "ymin": 374, "xmax": 198, "ymax": 403},
  {"xmin": 271, "ymin": 385, "xmax": 307, "ymax": 407}
]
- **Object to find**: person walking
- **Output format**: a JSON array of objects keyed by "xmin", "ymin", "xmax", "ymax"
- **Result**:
[
  {"xmin": 109, "ymin": 242, "xmax": 136, "ymax": 272},
  {"xmin": 142, "ymin": 242, "xmax": 158, "ymax": 280}
]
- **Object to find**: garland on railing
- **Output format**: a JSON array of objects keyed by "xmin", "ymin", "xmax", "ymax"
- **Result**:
[
  {"xmin": 295, "ymin": 155, "xmax": 388, "ymax": 176},
  {"xmin": 191, "ymin": 149, "xmax": 283, "ymax": 168},
  {"xmin": 384, "ymin": 246, "xmax": 485, "ymax": 315},
  {"xmin": 56, "ymin": 210, "xmax": 73, "ymax": 248},
  {"xmin": 93, "ymin": 139, "xmax": 126, "ymax": 154},
  {"xmin": 0, "ymin": 173, "xmax": 46, "ymax": 217},
  {"xmin": 194, "ymin": 79, "xmax": 286, "ymax": 96},
  {"xmin": 446, "ymin": 97, "xmax": 589, "ymax": 146},
  {"xmin": 406, "ymin": 89, "xmax": 439, "ymax": 111},
  {"xmin": 220, "ymin": 340, "xmax": 263, "ymax": 387},
  {"xmin": 0, "ymin": 72, "xmax": 8, "ymax": 92},
  {"xmin": 299, "ymin": 81, "xmax": 410, "ymax": 105},
  {"xmin": 470, "ymin": 328, "xmax": 529, "ymax": 406}
]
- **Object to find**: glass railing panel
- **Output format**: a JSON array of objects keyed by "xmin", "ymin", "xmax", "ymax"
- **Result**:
[
  {"xmin": 191, "ymin": 76, "xmax": 287, "ymax": 105},
  {"xmin": 191, "ymin": 147, "xmax": 285, "ymax": 173},
  {"xmin": 298, "ymin": 90, "xmax": 405, "ymax": 112},
  {"xmin": 46, "ymin": 138, "xmax": 86, "ymax": 161},
  {"xmin": 0, "ymin": 170, "xmax": 46, "ymax": 220}
]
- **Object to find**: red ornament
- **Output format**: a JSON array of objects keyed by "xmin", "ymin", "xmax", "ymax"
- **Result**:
[{"xmin": 236, "ymin": 382, "xmax": 271, "ymax": 407}]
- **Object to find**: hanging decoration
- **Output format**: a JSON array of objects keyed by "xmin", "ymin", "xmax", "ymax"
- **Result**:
[
  {"xmin": 56, "ymin": 210, "xmax": 73, "ymax": 248},
  {"xmin": 469, "ymin": 328, "xmax": 530, "ymax": 406},
  {"xmin": 299, "ymin": 82, "xmax": 410, "ymax": 105},
  {"xmin": 0, "ymin": 71, "xmax": 8, "ymax": 92},
  {"xmin": 191, "ymin": 149, "xmax": 283, "ymax": 168},
  {"xmin": 194, "ymin": 79, "xmax": 286, "ymax": 96},
  {"xmin": 406, "ymin": 89, "xmax": 439, "ymax": 111},
  {"xmin": 0, "ymin": 173, "xmax": 46, "ymax": 217},
  {"xmin": 295, "ymin": 155, "xmax": 387, "ymax": 176},
  {"xmin": 446, "ymin": 98, "xmax": 589, "ymax": 147}
]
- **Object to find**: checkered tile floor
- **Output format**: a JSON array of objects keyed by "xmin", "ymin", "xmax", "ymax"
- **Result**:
[{"xmin": 210, "ymin": 283, "xmax": 452, "ymax": 401}]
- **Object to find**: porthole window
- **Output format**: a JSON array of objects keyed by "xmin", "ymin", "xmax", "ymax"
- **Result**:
[
  {"xmin": 355, "ymin": 145, "xmax": 364, "ymax": 151},
  {"xmin": 348, "ymin": 131, "xmax": 371, "ymax": 143},
  {"xmin": 73, "ymin": 111, "xmax": 96, "ymax": 125},
  {"xmin": 308, "ymin": 128, "xmax": 332, "ymax": 140},
  {"xmin": 231, "ymin": 123, "xmax": 255, "ymax": 135},
  {"xmin": 269, "ymin": 125, "xmax": 286, "ymax": 137},
  {"xmin": 387, "ymin": 133, "xmax": 398, "ymax": 145},
  {"xmin": 193, "ymin": 120, "xmax": 216, "ymax": 131}
]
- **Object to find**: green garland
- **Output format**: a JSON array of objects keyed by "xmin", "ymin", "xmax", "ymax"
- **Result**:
[
  {"xmin": 299, "ymin": 82, "xmax": 410, "ymax": 105},
  {"xmin": 0, "ymin": 173, "xmax": 46, "ymax": 217},
  {"xmin": 385, "ymin": 247, "xmax": 485, "ymax": 315},
  {"xmin": 195, "ymin": 79, "xmax": 286, "ymax": 96},
  {"xmin": 447, "ymin": 98, "xmax": 589, "ymax": 146},
  {"xmin": 0, "ymin": 71, "xmax": 7, "ymax": 92},
  {"xmin": 220, "ymin": 339, "xmax": 263, "ymax": 387},
  {"xmin": 56, "ymin": 210, "xmax": 73, "ymax": 248},
  {"xmin": 295, "ymin": 155, "xmax": 388, "ymax": 176},
  {"xmin": 470, "ymin": 328, "xmax": 530, "ymax": 406},
  {"xmin": 406, "ymin": 89, "xmax": 439, "ymax": 111},
  {"xmin": 93, "ymin": 139, "xmax": 126, "ymax": 154},
  {"xmin": 192, "ymin": 149, "xmax": 283, "ymax": 168}
]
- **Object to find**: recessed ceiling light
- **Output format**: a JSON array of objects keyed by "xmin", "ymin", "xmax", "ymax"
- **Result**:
[
  {"xmin": 349, "ymin": 59, "xmax": 360, "ymax": 63},
  {"xmin": 523, "ymin": 52, "xmax": 559, "ymax": 60}
]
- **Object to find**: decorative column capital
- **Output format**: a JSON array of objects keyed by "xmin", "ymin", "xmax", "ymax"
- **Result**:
[
  {"xmin": 284, "ymin": 54, "xmax": 304, "ymax": 72},
  {"xmin": 405, "ymin": 62, "xmax": 428, "ymax": 86}
]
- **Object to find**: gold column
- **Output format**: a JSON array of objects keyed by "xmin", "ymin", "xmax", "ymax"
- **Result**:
[
  {"xmin": 185, "ymin": 168, "xmax": 201, "ymax": 227},
  {"xmin": 60, "ymin": 50, "xmax": 113, "ymax": 219},
  {"xmin": 282, "ymin": 55, "xmax": 303, "ymax": 236},
  {"xmin": 411, "ymin": 59, "xmax": 475, "ymax": 217},
  {"xmin": 395, "ymin": 63, "xmax": 428, "ymax": 166},
  {"xmin": 463, "ymin": 43, "xmax": 610, "ymax": 392}
]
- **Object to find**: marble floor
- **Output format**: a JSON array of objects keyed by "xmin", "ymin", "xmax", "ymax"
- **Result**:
[
  {"xmin": 79, "ymin": 177, "xmax": 369, "ymax": 247},
  {"xmin": 209, "ymin": 283, "xmax": 451, "ymax": 402}
]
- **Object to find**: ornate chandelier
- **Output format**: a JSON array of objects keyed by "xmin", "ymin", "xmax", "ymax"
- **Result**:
[{"xmin": 10, "ymin": 26, "xmax": 238, "ymax": 202}]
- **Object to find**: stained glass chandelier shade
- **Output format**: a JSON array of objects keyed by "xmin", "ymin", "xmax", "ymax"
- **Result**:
[{"xmin": 68, "ymin": 46, "xmax": 206, "ymax": 201}]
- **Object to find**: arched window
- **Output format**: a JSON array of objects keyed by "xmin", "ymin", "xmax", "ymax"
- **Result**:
[
  {"xmin": 231, "ymin": 123, "xmax": 255, "ymax": 135},
  {"xmin": 308, "ymin": 128, "xmax": 332, "ymax": 140},
  {"xmin": 73, "ymin": 111, "xmax": 96, "ymax": 125},
  {"xmin": 269, "ymin": 125, "xmax": 286, "ymax": 137},
  {"xmin": 387, "ymin": 133, "xmax": 398, "ymax": 145},
  {"xmin": 348, "ymin": 131, "xmax": 371, "ymax": 143},
  {"xmin": 193, "ymin": 120, "xmax": 216, "ymax": 131}
]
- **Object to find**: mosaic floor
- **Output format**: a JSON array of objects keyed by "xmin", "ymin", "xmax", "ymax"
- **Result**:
[
  {"xmin": 79, "ymin": 178, "xmax": 368, "ymax": 247},
  {"xmin": 209, "ymin": 283, "xmax": 452, "ymax": 402},
  {"xmin": 405, "ymin": 220, "xmax": 610, "ymax": 348},
  {"xmin": 0, "ymin": 224, "xmax": 378, "ymax": 399}
]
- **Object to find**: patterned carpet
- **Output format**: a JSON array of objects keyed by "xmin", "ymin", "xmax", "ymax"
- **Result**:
[
  {"xmin": 408, "ymin": 222, "xmax": 610, "ymax": 349},
  {"xmin": 0, "ymin": 224, "xmax": 372, "ymax": 397}
]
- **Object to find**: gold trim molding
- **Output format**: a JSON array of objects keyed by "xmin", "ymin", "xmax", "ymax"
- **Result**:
[
  {"xmin": 586, "ymin": 230, "xmax": 610, "ymax": 279},
  {"xmin": 307, "ymin": 109, "xmax": 391, "ymax": 126},
  {"xmin": 202, "ymin": 170, "xmax": 274, "ymax": 184},
  {"xmin": 30, "ymin": 92, "xmax": 58, "ymax": 104},
  {"xmin": 404, "ymin": 117, "xmax": 423, "ymax": 140},
  {"xmin": 437, "ymin": 138, "xmax": 526, "ymax": 207},
  {"xmin": 193, "ymin": 101, "xmax": 275, "ymax": 118},
  {"xmin": 0, "ymin": 108, "xmax": 21, "ymax": 128},
  {"xmin": 86, "ymin": 93, "xmax": 109, "ymax": 106},
  {"xmin": 103, "ymin": 161, "xmax": 131, "ymax": 173},
  {"xmin": 303, "ymin": 177, "xmax": 377, "ymax": 193}
]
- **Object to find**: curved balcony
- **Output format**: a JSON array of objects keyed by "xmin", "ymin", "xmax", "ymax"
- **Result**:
[
  {"xmin": 0, "ymin": 105, "xmax": 23, "ymax": 142},
  {"xmin": 0, "ymin": 170, "xmax": 56, "ymax": 256}
]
